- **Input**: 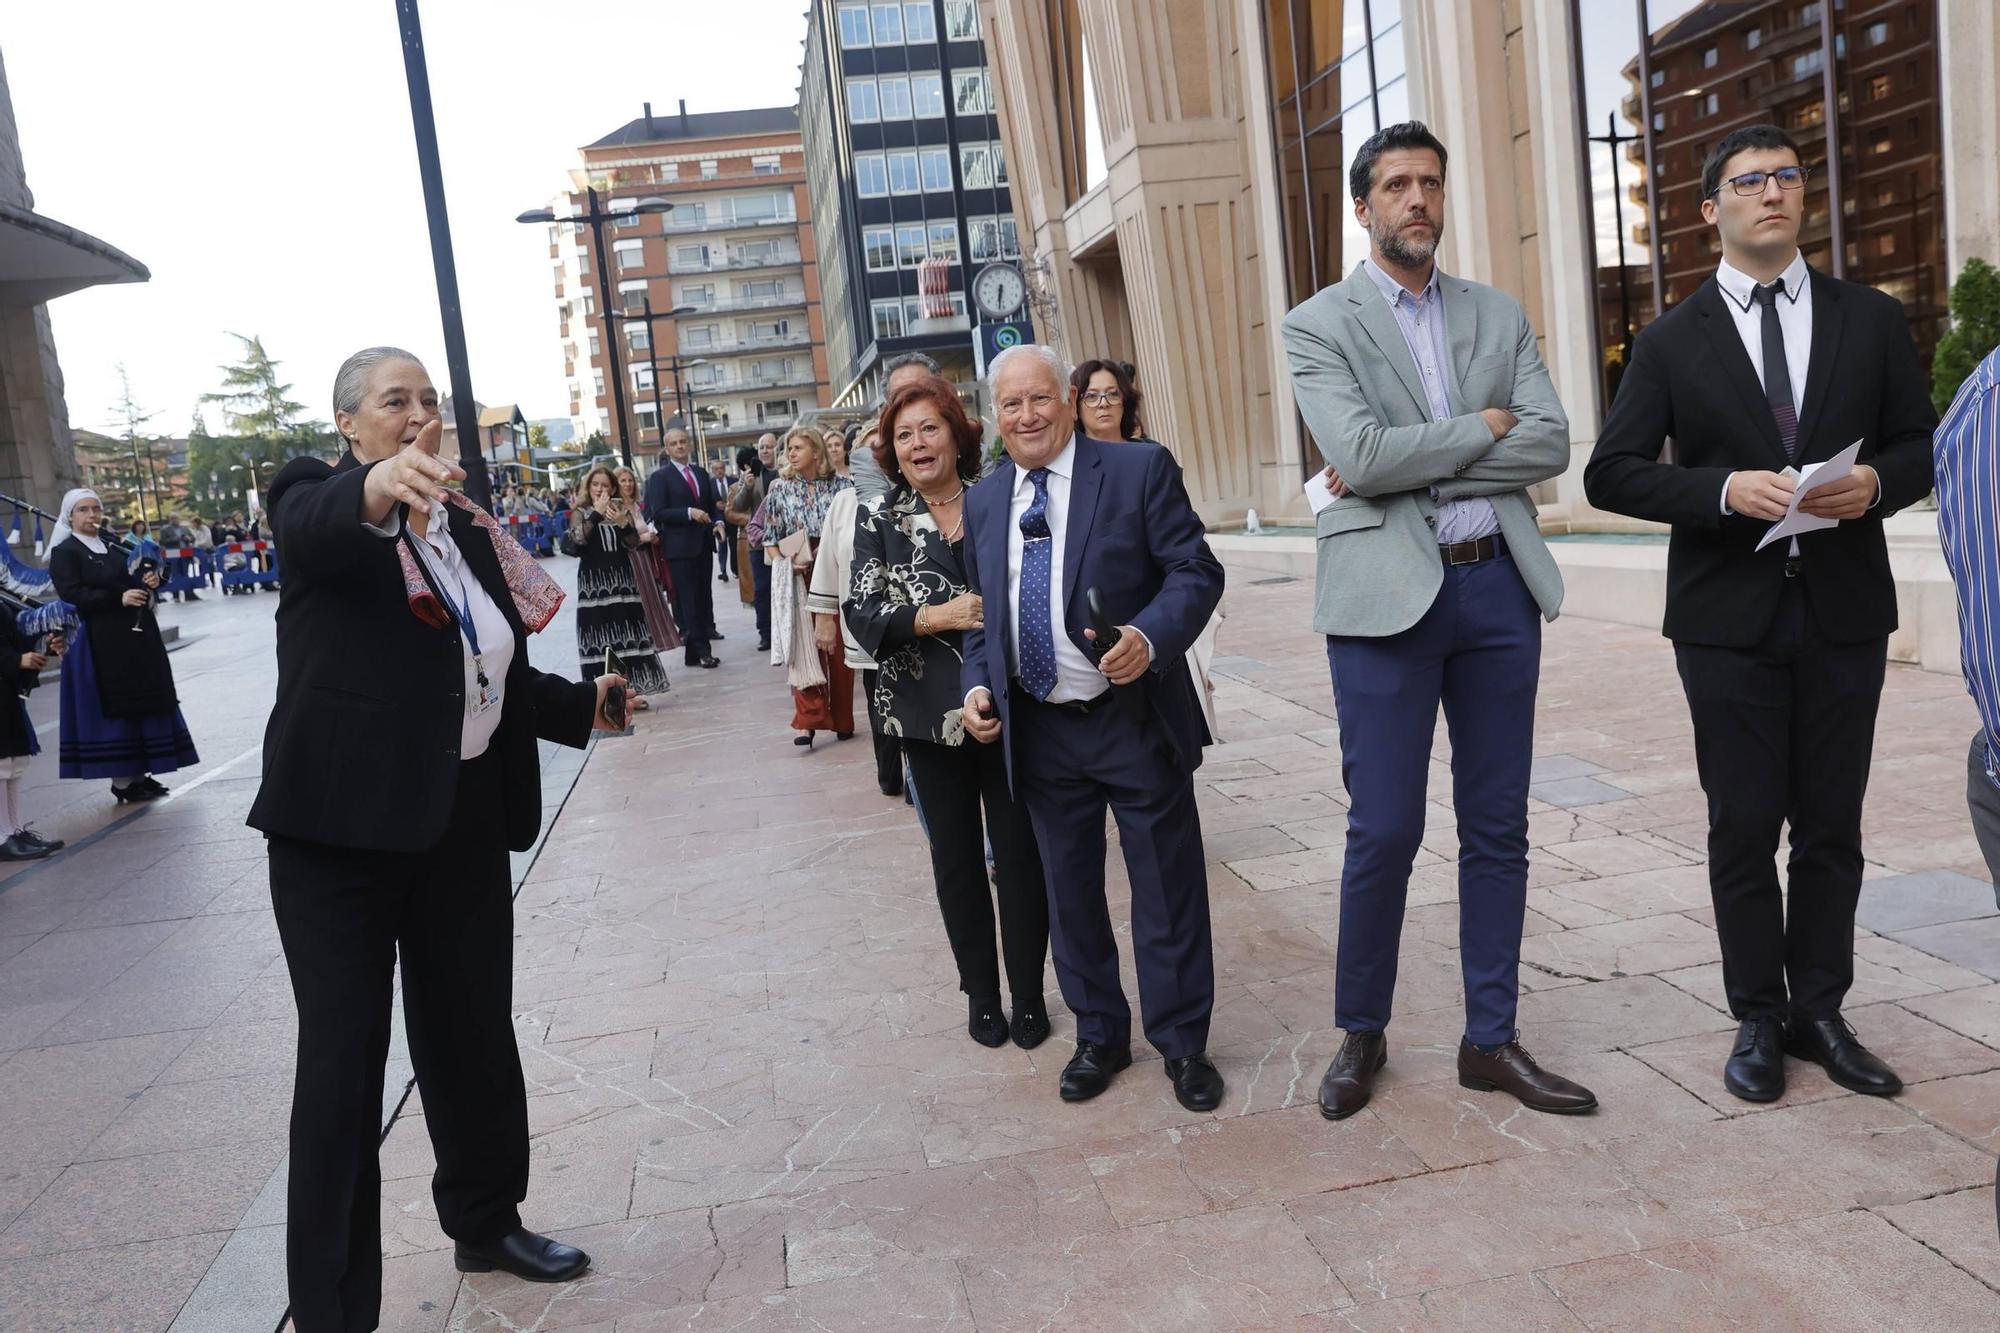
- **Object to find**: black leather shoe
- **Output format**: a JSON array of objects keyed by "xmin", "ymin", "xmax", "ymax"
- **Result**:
[
  {"xmin": 1318, "ymin": 1030, "xmax": 1387, "ymax": 1120},
  {"xmin": 1723, "ymin": 1016, "xmax": 1787, "ymax": 1103},
  {"xmin": 757, "ymin": 639, "xmax": 771, "ymax": 652},
  {"xmin": 1165, "ymin": 1054, "xmax": 1225, "ymax": 1112},
  {"xmin": 453, "ymin": 1228, "xmax": 590, "ymax": 1282},
  {"xmin": 1058, "ymin": 1040, "xmax": 1131, "ymax": 1102},
  {"xmin": 0, "ymin": 834, "xmax": 53, "ymax": 862},
  {"xmin": 1457, "ymin": 1038, "xmax": 1597, "ymax": 1114},
  {"xmin": 967, "ymin": 995, "xmax": 1008, "ymax": 1048},
  {"xmin": 1786, "ymin": 1015, "xmax": 1902, "ymax": 1096},
  {"xmin": 1010, "ymin": 1001, "xmax": 1050, "ymax": 1050},
  {"xmin": 710, "ymin": 630, "xmax": 725, "ymax": 640},
  {"xmin": 694, "ymin": 656, "xmax": 720, "ymax": 669}
]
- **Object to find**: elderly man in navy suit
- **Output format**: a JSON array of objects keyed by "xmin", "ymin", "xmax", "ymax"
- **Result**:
[{"xmin": 961, "ymin": 344, "xmax": 1226, "ymax": 1110}]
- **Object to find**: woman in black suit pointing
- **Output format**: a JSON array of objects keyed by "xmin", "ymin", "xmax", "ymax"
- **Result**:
[{"xmin": 247, "ymin": 347, "xmax": 626, "ymax": 1331}]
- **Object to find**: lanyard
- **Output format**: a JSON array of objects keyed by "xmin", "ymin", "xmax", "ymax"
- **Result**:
[{"xmin": 413, "ymin": 530, "xmax": 489, "ymax": 688}]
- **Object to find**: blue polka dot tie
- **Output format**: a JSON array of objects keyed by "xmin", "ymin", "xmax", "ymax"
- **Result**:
[{"xmin": 1018, "ymin": 467, "xmax": 1058, "ymax": 701}]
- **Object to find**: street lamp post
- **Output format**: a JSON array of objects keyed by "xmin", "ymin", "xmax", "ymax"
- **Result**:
[
  {"xmin": 604, "ymin": 296, "xmax": 695, "ymax": 460},
  {"xmin": 517, "ymin": 192, "xmax": 673, "ymax": 468},
  {"xmin": 229, "ymin": 460, "xmax": 265, "ymax": 513}
]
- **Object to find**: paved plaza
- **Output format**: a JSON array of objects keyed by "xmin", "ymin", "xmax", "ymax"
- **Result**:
[{"xmin": 3, "ymin": 562, "xmax": 1999, "ymax": 1329}]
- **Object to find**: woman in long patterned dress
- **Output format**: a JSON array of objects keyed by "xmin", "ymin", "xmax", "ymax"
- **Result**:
[
  {"xmin": 762, "ymin": 427, "xmax": 854, "ymax": 748},
  {"xmin": 615, "ymin": 466, "xmax": 682, "ymax": 658},
  {"xmin": 566, "ymin": 466, "xmax": 669, "ymax": 698}
]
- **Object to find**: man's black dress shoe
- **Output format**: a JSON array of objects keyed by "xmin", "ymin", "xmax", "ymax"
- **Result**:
[
  {"xmin": 691, "ymin": 656, "xmax": 720, "ymax": 669},
  {"xmin": 757, "ymin": 639, "xmax": 771, "ymax": 652},
  {"xmin": 1058, "ymin": 1040, "xmax": 1131, "ymax": 1102},
  {"xmin": 1010, "ymin": 1002, "xmax": 1050, "ymax": 1049},
  {"xmin": 1786, "ymin": 1015, "xmax": 1902, "ymax": 1096},
  {"xmin": 1165, "ymin": 1054, "xmax": 1225, "ymax": 1112},
  {"xmin": 453, "ymin": 1227, "xmax": 590, "ymax": 1282},
  {"xmin": 1318, "ymin": 1030, "xmax": 1386, "ymax": 1120},
  {"xmin": 968, "ymin": 995, "xmax": 1008, "ymax": 1048},
  {"xmin": 710, "ymin": 630, "xmax": 725, "ymax": 640},
  {"xmin": 1457, "ymin": 1038, "xmax": 1597, "ymax": 1114},
  {"xmin": 1723, "ymin": 1015, "xmax": 1787, "ymax": 1103}
]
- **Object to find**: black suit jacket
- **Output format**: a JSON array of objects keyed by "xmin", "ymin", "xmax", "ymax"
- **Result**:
[
  {"xmin": 643, "ymin": 459, "xmax": 722, "ymax": 560},
  {"xmin": 1584, "ymin": 267, "xmax": 1936, "ymax": 647},
  {"xmin": 246, "ymin": 453, "xmax": 596, "ymax": 855}
]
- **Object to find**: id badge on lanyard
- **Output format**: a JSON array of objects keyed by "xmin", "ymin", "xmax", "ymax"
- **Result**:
[{"xmin": 424, "ymin": 538, "xmax": 497, "ymax": 720}]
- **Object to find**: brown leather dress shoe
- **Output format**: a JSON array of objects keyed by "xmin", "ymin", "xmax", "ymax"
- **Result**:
[
  {"xmin": 1457, "ymin": 1038, "xmax": 1597, "ymax": 1114},
  {"xmin": 1317, "ymin": 1030, "xmax": 1386, "ymax": 1120}
]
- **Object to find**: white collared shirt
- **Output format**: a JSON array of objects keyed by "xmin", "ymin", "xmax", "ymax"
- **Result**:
[
  {"xmin": 372, "ymin": 506, "xmax": 516, "ymax": 760},
  {"xmin": 1715, "ymin": 251, "xmax": 1811, "ymax": 418},
  {"xmin": 1004, "ymin": 439, "xmax": 1105, "ymax": 704}
]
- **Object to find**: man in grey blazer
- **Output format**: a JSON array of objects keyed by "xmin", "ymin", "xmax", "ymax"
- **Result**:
[{"xmin": 1281, "ymin": 121, "xmax": 1596, "ymax": 1123}]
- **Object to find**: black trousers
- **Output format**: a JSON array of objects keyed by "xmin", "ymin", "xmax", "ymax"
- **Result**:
[
  {"xmin": 860, "ymin": 669, "xmax": 902, "ymax": 793},
  {"xmin": 268, "ymin": 747, "xmax": 527, "ymax": 1333},
  {"xmin": 1674, "ymin": 579, "xmax": 1886, "ymax": 1022},
  {"xmin": 667, "ymin": 552, "xmax": 713, "ymax": 663},
  {"xmin": 902, "ymin": 737, "xmax": 1049, "ymax": 1004},
  {"xmin": 751, "ymin": 552, "xmax": 772, "ymax": 644},
  {"xmin": 717, "ymin": 524, "xmax": 739, "ymax": 577}
]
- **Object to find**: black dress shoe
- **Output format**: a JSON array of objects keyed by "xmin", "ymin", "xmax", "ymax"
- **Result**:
[
  {"xmin": 1010, "ymin": 1001, "xmax": 1050, "ymax": 1049},
  {"xmin": 693, "ymin": 656, "xmax": 720, "ymax": 669},
  {"xmin": 1723, "ymin": 1015, "xmax": 1787, "ymax": 1103},
  {"xmin": 1786, "ymin": 1015, "xmax": 1903, "ymax": 1096},
  {"xmin": 1165, "ymin": 1054, "xmax": 1225, "ymax": 1112},
  {"xmin": 0, "ymin": 834, "xmax": 53, "ymax": 861},
  {"xmin": 710, "ymin": 630, "xmax": 725, "ymax": 640},
  {"xmin": 1058, "ymin": 1040, "xmax": 1131, "ymax": 1102},
  {"xmin": 1318, "ymin": 1031, "xmax": 1387, "ymax": 1120},
  {"xmin": 757, "ymin": 639, "xmax": 771, "ymax": 652},
  {"xmin": 453, "ymin": 1227, "xmax": 590, "ymax": 1282},
  {"xmin": 967, "ymin": 995, "xmax": 1008, "ymax": 1048},
  {"xmin": 1457, "ymin": 1038, "xmax": 1597, "ymax": 1114}
]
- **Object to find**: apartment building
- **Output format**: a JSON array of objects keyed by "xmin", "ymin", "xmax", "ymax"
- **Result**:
[{"xmin": 546, "ymin": 101, "xmax": 831, "ymax": 460}]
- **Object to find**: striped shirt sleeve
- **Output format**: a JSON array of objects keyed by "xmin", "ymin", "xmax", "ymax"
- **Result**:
[{"xmin": 1935, "ymin": 352, "xmax": 2000, "ymax": 786}]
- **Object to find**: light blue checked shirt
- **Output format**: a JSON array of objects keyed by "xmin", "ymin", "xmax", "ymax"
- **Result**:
[
  {"xmin": 1936, "ymin": 344, "xmax": 2000, "ymax": 787},
  {"xmin": 1362, "ymin": 259, "xmax": 1499, "ymax": 544}
]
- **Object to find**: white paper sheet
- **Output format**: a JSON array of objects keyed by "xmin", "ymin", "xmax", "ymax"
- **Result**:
[
  {"xmin": 1755, "ymin": 440, "xmax": 1863, "ymax": 552},
  {"xmin": 1304, "ymin": 469, "xmax": 1338, "ymax": 515}
]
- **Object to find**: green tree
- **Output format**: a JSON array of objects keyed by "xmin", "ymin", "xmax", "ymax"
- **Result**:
[
  {"xmin": 1933, "ymin": 258, "xmax": 2000, "ymax": 415},
  {"xmin": 201, "ymin": 333, "xmax": 310, "ymax": 437},
  {"xmin": 192, "ymin": 334, "xmax": 334, "ymax": 516},
  {"xmin": 528, "ymin": 422, "xmax": 552, "ymax": 450}
]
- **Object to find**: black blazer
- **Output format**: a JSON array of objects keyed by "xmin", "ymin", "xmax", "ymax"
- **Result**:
[
  {"xmin": 846, "ymin": 483, "xmax": 976, "ymax": 745},
  {"xmin": 246, "ymin": 454, "xmax": 596, "ymax": 855},
  {"xmin": 0, "ymin": 610, "xmax": 41, "ymax": 758},
  {"xmin": 643, "ymin": 459, "xmax": 721, "ymax": 560},
  {"xmin": 1584, "ymin": 267, "xmax": 1936, "ymax": 647}
]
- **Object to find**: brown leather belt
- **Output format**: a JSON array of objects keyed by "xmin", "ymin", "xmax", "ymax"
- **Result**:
[{"xmin": 1439, "ymin": 535, "xmax": 1506, "ymax": 567}]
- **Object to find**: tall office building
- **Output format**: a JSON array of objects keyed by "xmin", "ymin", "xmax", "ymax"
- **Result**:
[
  {"xmin": 546, "ymin": 101, "xmax": 831, "ymax": 460},
  {"xmin": 800, "ymin": 1, "xmax": 1031, "ymax": 409}
]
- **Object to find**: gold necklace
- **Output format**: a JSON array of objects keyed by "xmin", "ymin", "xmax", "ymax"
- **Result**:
[{"xmin": 920, "ymin": 486, "xmax": 966, "ymax": 541}]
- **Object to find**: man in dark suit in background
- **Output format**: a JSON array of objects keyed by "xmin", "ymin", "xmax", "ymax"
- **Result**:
[
  {"xmin": 643, "ymin": 425, "xmax": 723, "ymax": 669},
  {"xmin": 961, "ymin": 343, "xmax": 1227, "ymax": 1112},
  {"xmin": 1586, "ymin": 124, "xmax": 1936, "ymax": 1104}
]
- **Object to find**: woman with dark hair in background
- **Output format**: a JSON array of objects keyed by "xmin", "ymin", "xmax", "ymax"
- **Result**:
[
  {"xmin": 1069, "ymin": 358, "xmax": 1146, "ymax": 443},
  {"xmin": 848, "ymin": 374, "xmax": 1050, "ymax": 1048},
  {"xmin": 566, "ymin": 465, "xmax": 669, "ymax": 698}
]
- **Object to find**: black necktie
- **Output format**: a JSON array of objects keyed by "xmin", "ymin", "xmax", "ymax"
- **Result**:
[{"xmin": 1753, "ymin": 280, "xmax": 1799, "ymax": 460}]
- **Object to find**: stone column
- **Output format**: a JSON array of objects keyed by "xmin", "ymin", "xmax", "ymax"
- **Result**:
[{"xmin": 1940, "ymin": 0, "xmax": 2000, "ymax": 269}]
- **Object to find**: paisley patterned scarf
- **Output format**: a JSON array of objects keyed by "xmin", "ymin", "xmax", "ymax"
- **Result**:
[{"xmin": 399, "ymin": 491, "xmax": 565, "ymax": 633}]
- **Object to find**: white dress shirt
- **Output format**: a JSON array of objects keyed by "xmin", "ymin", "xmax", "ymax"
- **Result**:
[
  {"xmin": 1715, "ymin": 251, "xmax": 1810, "ymax": 518},
  {"xmin": 1004, "ymin": 440, "xmax": 1105, "ymax": 704},
  {"xmin": 371, "ymin": 505, "xmax": 516, "ymax": 760}
]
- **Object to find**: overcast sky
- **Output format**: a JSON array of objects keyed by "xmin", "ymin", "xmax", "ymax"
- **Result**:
[{"xmin": 5, "ymin": 0, "xmax": 808, "ymax": 438}]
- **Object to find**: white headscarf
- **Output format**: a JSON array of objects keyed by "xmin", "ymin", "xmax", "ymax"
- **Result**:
[{"xmin": 49, "ymin": 487, "xmax": 102, "ymax": 553}]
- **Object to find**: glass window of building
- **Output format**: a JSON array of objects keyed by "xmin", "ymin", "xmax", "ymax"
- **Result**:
[
  {"xmin": 633, "ymin": 365, "xmax": 655, "ymax": 393},
  {"xmin": 897, "ymin": 223, "xmax": 928, "ymax": 267},
  {"xmin": 912, "ymin": 72, "xmax": 945, "ymax": 117},
  {"xmin": 847, "ymin": 78, "xmax": 880, "ymax": 123},
  {"xmin": 626, "ymin": 322, "xmax": 650, "ymax": 352},
  {"xmin": 919, "ymin": 147, "xmax": 953, "ymax": 191},
  {"xmin": 904, "ymin": 2, "xmax": 935, "ymax": 42},
  {"xmin": 685, "ymin": 325, "xmax": 716, "ymax": 348},
  {"xmin": 968, "ymin": 216, "xmax": 1000, "ymax": 262},
  {"xmin": 855, "ymin": 153, "xmax": 889, "ymax": 197},
  {"xmin": 888, "ymin": 150, "xmax": 922, "ymax": 194},
  {"xmin": 998, "ymin": 216, "xmax": 1019, "ymax": 258},
  {"xmin": 872, "ymin": 298, "xmax": 906, "ymax": 339},
  {"xmin": 991, "ymin": 139, "xmax": 1009, "ymax": 185},
  {"xmin": 1571, "ymin": 0, "xmax": 1946, "ymax": 410},
  {"xmin": 952, "ymin": 70, "xmax": 988, "ymax": 114},
  {"xmin": 864, "ymin": 226, "xmax": 896, "ymax": 271},
  {"xmin": 928, "ymin": 219, "xmax": 960, "ymax": 262},
  {"xmin": 587, "ymin": 329, "xmax": 601, "ymax": 356},
  {"xmin": 879, "ymin": 76, "xmax": 913, "ymax": 120},
  {"xmin": 871, "ymin": 2, "xmax": 903, "ymax": 44},
  {"xmin": 943, "ymin": 0, "xmax": 977, "ymax": 41},
  {"xmin": 613, "ymin": 239, "xmax": 645, "ymax": 272},
  {"xmin": 961, "ymin": 143, "xmax": 994, "ymax": 189},
  {"xmin": 837, "ymin": 3, "xmax": 872, "ymax": 48},
  {"xmin": 699, "ymin": 159, "xmax": 718, "ymax": 179}
]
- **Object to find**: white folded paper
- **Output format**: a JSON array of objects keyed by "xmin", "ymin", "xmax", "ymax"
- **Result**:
[
  {"xmin": 1755, "ymin": 439, "xmax": 1863, "ymax": 553},
  {"xmin": 1304, "ymin": 469, "xmax": 1338, "ymax": 515}
]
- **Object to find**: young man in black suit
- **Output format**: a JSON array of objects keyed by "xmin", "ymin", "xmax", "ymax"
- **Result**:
[
  {"xmin": 642, "ymin": 425, "xmax": 723, "ymax": 668},
  {"xmin": 1585, "ymin": 125, "xmax": 1936, "ymax": 1103}
]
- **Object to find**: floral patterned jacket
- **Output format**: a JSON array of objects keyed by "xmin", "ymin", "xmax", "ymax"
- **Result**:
[{"xmin": 847, "ymin": 480, "xmax": 975, "ymax": 745}]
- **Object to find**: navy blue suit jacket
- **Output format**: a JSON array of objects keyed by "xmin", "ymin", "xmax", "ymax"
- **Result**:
[
  {"xmin": 643, "ymin": 459, "xmax": 722, "ymax": 560},
  {"xmin": 961, "ymin": 434, "xmax": 1223, "ymax": 784}
]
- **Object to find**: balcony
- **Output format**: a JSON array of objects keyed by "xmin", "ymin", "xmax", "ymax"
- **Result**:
[
  {"xmin": 679, "ymin": 331, "xmax": 815, "ymax": 357},
  {"xmin": 676, "ymin": 291, "xmax": 809, "ymax": 315},
  {"xmin": 685, "ymin": 368, "xmax": 819, "ymax": 395},
  {"xmin": 665, "ymin": 212, "xmax": 800, "ymax": 235},
  {"xmin": 667, "ymin": 247, "xmax": 805, "ymax": 275}
]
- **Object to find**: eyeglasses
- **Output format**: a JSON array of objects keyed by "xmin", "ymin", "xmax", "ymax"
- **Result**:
[
  {"xmin": 1713, "ymin": 165, "xmax": 1809, "ymax": 197},
  {"xmin": 1080, "ymin": 390, "xmax": 1123, "ymax": 406}
]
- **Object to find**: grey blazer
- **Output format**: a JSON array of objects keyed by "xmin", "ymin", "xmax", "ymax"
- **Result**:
[{"xmin": 1281, "ymin": 263, "xmax": 1571, "ymax": 637}]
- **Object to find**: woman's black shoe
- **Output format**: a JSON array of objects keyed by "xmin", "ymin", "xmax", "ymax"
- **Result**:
[
  {"xmin": 835, "ymin": 731, "xmax": 854, "ymax": 741},
  {"xmin": 1010, "ymin": 1002, "xmax": 1051, "ymax": 1049},
  {"xmin": 968, "ymin": 995, "xmax": 1008, "ymax": 1048},
  {"xmin": 111, "ymin": 782, "xmax": 163, "ymax": 804},
  {"xmin": 794, "ymin": 732, "xmax": 815, "ymax": 749},
  {"xmin": 136, "ymin": 776, "xmax": 169, "ymax": 798}
]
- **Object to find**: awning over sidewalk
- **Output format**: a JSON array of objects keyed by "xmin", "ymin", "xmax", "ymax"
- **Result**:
[{"xmin": 0, "ymin": 200, "xmax": 148, "ymax": 307}]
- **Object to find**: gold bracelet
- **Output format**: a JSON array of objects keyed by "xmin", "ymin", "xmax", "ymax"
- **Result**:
[{"xmin": 917, "ymin": 606, "xmax": 930, "ymax": 634}]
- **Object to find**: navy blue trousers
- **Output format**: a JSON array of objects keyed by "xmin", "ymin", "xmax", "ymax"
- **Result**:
[
  {"xmin": 1012, "ymin": 689, "xmax": 1214, "ymax": 1058},
  {"xmin": 1326, "ymin": 553, "xmax": 1540, "ymax": 1047}
]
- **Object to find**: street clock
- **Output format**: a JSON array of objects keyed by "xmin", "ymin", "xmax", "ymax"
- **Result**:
[{"xmin": 972, "ymin": 262, "xmax": 1026, "ymax": 321}]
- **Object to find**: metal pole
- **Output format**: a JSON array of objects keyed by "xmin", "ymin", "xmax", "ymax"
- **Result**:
[
  {"xmin": 587, "ymin": 188, "xmax": 635, "ymax": 467},
  {"xmin": 1631, "ymin": 0, "xmax": 1668, "ymax": 313},
  {"xmin": 1817, "ymin": 0, "xmax": 1846, "ymax": 278},
  {"xmin": 395, "ymin": 0, "xmax": 492, "ymax": 507},
  {"xmin": 643, "ymin": 295, "xmax": 669, "ymax": 455}
]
